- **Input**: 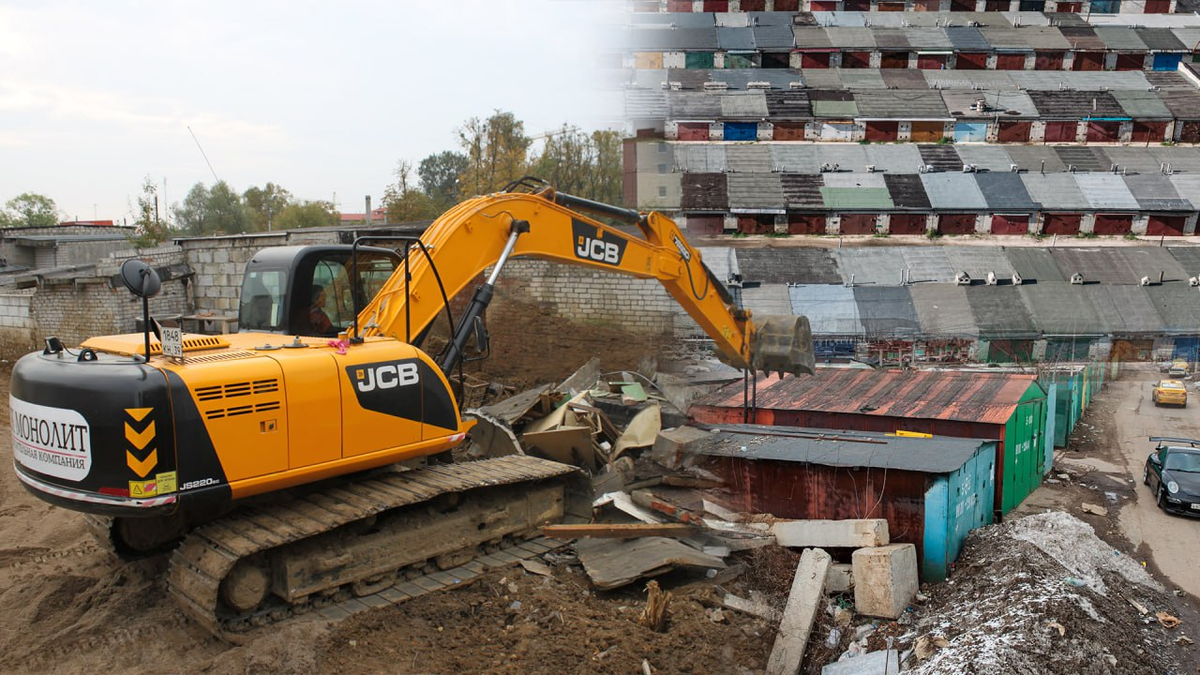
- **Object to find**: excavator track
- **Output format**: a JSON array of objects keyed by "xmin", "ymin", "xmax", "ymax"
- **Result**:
[{"xmin": 167, "ymin": 455, "xmax": 588, "ymax": 635}]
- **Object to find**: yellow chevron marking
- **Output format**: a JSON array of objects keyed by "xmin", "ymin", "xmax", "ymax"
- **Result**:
[
  {"xmin": 125, "ymin": 407, "xmax": 153, "ymax": 423},
  {"xmin": 126, "ymin": 449, "xmax": 157, "ymax": 478},
  {"xmin": 125, "ymin": 421, "xmax": 156, "ymax": 450}
]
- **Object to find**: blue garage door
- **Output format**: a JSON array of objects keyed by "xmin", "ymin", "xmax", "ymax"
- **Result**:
[
  {"xmin": 954, "ymin": 122, "xmax": 988, "ymax": 143},
  {"xmin": 1173, "ymin": 337, "xmax": 1200, "ymax": 362},
  {"xmin": 1153, "ymin": 53, "xmax": 1183, "ymax": 71},
  {"xmin": 724, "ymin": 122, "xmax": 758, "ymax": 141}
]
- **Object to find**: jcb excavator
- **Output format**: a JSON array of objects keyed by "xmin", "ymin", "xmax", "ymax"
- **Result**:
[{"xmin": 9, "ymin": 179, "xmax": 813, "ymax": 632}]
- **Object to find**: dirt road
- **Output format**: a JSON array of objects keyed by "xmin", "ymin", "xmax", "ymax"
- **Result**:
[{"xmin": 1106, "ymin": 366, "xmax": 1200, "ymax": 598}]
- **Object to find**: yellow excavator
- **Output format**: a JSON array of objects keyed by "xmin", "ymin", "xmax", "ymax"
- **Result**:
[{"xmin": 9, "ymin": 179, "xmax": 813, "ymax": 632}]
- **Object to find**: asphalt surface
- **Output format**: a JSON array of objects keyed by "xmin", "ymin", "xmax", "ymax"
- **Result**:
[{"xmin": 1112, "ymin": 367, "xmax": 1200, "ymax": 599}]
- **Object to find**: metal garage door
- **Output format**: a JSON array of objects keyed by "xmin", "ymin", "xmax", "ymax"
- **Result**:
[
  {"xmin": 865, "ymin": 121, "xmax": 900, "ymax": 142},
  {"xmin": 842, "ymin": 52, "xmax": 871, "ymax": 69},
  {"xmin": 737, "ymin": 215, "xmax": 774, "ymax": 235},
  {"xmin": 938, "ymin": 213, "xmax": 977, "ymax": 234},
  {"xmin": 889, "ymin": 214, "xmax": 928, "ymax": 234},
  {"xmin": 1114, "ymin": 54, "xmax": 1144, "ymax": 71},
  {"xmin": 954, "ymin": 122, "xmax": 987, "ymax": 143},
  {"xmin": 1153, "ymin": 54, "xmax": 1183, "ymax": 71},
  {"xmin": 956, "ymin": 53, "xmax": 989, "ymax": 70},
  {"xmin": 1035, "ymin": 52, "xmax": 1064, "ymax": 70},
  {"xmin": 839, "ymin": 214, "xmax": 878, "ymax": 235},
  {"xmin": 995, "ymin": 53, "xmax": 1026, "ymax": 70},
  {"xmin": 991, "ymin": 214, "xmax": 1030, "ymax": 235},
  {"xmin": 1131, "ymin": 122, "xmax": 1168, "ymax": 144},
  {"xmin": 724, "ymin": 123, "xmax": 758, "ymax": 142},
  {"xmin": 686, "ymin": 215, "xmax": 724, "ymax": 235},
  {"xmin": 1092, "ymin": 214, "xmax": 1133, "ymax": 235},
  {"xmin": 910, "ymin": 122, "xmax": 946, "ymax": 143},
  {"xmin": 1043, "ymin": 213, "xmax": 1081, "ymax": 235},
  {"xmin": 998, "ymin": 121, "xmax": 1031, "ymax": 143},
  {"xmin": 1073, "ymin": 52, "xmax": 1104, "ymax": 71},
  {"xmin": 1086, "ymin": 121, "xmax": 1121, "ymax": 143},
  {"xmin": 774, "ymin": 122, "xmax": 808, "ymax": 141},
  {"xmin": 820, "ymin": 123, "xmax": 857, "ymax": 141},
  {"xmin": 1043, "ymin": 121, "xmax": 1078, "ymax": 143},
  {"xmin": 1147, "ymin": 215, "xmax": 1186, "ymax": 236},
  {"xmin": 800, "ymin": 51, "xmax": 832, "ymax": 69},
  {"xmin": 788, "ymin": 214, "xmax": 826, "ymax": 235}
]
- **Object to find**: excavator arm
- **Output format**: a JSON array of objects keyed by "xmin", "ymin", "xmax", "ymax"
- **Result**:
[{"xmin": 355, "ymin": 183, "xmax": 813, "ymax": 376}]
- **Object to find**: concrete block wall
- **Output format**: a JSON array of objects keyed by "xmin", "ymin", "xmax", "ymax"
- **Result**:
[
  {"xmin": 179, "ymin": 234, "xmax": 297, "ymax": 314},
  {"xmin": 0, "ymin": 289, "xmax": 36, "ymax": 355}
]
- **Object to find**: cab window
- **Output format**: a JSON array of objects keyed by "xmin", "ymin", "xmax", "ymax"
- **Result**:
[{"xmin": 239, "ymin": 269, "xmax": 287, "ymax": 332}]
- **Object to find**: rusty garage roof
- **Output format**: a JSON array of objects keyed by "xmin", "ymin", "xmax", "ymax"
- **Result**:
[{"xmin": 693, "ymin": 369, "xmax": 1040, "ymax": 426}]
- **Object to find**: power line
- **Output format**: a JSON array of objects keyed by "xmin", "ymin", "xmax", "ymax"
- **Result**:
[{"xmin": 187, "ymin": 126, "xmax": 220, "ymax": 183}]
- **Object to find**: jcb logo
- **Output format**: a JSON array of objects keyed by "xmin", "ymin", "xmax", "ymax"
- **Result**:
[
  {"xmin": 571, "ymin": 218, "xmax": 626, "ymax": 267},
  {"xmin": 577, "ymin": 236, "xmax": 621, "ymax": 265},
  {"xmin": 355, "ymin": 362, "xmax": 419, "ymax": 392}
]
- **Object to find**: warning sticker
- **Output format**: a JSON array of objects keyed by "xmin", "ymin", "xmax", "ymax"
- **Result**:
[
  {"xmin": 156, "ymin": 471, "xmax": 177, "ymax": 495},
  {"xmin": 129, "ymin": 479, "xmax": 158, "ymax": 498}
]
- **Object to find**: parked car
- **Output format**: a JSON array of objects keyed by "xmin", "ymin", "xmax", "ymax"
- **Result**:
[
  {"xmin": 1152, "ymin": 380, "xmax": 1188, "ymax": 407},
  {"xmin": 1169, "ymin": 360, "xmax": 1190, "ymax": 378},
  {"xmin": 1144, "ymin": 437, "xmax": 1200, "ymax": 516}
]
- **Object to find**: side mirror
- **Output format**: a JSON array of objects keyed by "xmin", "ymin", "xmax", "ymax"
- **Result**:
[
  {"xmin": 1149, "ymin": 453, "xmax": 1162, "ymax": 466},
  {"xmin": 119, "ymin": 259, "xmax": 162, "ymax": 298}
]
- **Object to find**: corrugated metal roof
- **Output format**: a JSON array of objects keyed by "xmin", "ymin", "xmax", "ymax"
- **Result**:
[
  {"xmin": 1094, "ymin": 26, "xmax": 1148, "ymax": 52},
  {"xmin": 714, "ymin": 12, "xmax": 749, "ymax": 28},
  {"xmin": 793, "ymin": 26, "xmax": 834, "ymax": 49},
  {"xmin": 1167, "ymin": 247, "xmax": 1200, "ymax": 276},
  {"xmin": 1145, "ymin": 285, "xmax": 1200, "ymax": 334},
  {"xmin": 975, "ymin": 172, "xmax": 1039, "ymax": 211},
  {"xmin": 1124, "ymin": 173, "xmax": 1191, "ymax": 212},
  {"xmin": 965, "ymin": 285, "xmax": 1037, "ymax": 337},
  {"xmin": 955, "ymin": 145, "xmax": 1022, "ymax": 173},
  {"xmin": 854, "ymin": 90, "xmax": 949, "ymax": 119},
  {"xmin": 927, "ymin": 71, "xmax": 1015, "ymax": 91},
  {"xmin": 1073, "ymin": 174, "xmax": 1141, "ymax": 211},
  {"xmin": 625, "ymin": 90, "xmax": 670, "ymax": 120},
  {"xmin": 629, "ymin": 27, "xmax": 718, "ymax": 50},
  {"xmin": 1047, "ymin": 247, "xmax": 1188, "ymax": 286},
  {"xmin": 815, "ymin": 145, "xmax": 870, "ymax": 171},
  {"xmin": 884, "ymin": 174, "xmax": 932, "ymax": 210},
  {"xmin": 728, "ymin": 173, "xmax": 785, "ymax": 209},
  {"xmin": 880, "ymin": 69, "xmax": 930, "ymax": 91},
  {"xmin": 833, "ymin": 247, "xmax": 907, "ymax": 287},
  {"xmin": 1171, "ymin": 28, "xmax": 1200, "ymax": 53},
  {"xmin": 1024, "ymin": 90, "xmax": 1126, "ymax": 120},
  {"xmin": 942, "ymin": 90, "xmax": 1039, "ymax": 117},
  {"xmin": 920, "ymin": 174, "xmax": 988, "ymax": 210},
  {"xmin": 1005, "ymin": 146, "xmax": 1067, "ymax": 174},
  {"xmin": 1109, "ymin": 90, "xmax": 1173, "ymax": 120},
  {"xmin": 864, "ymin": 145, "xmax": 925, "ymax": 173},
  {"xmin": 1054, "ymin": 146, "xmax": 1110, "ymax": 173},
  {"xmin": 823, "ymin": 173, "xmax": 887, "ymax": 190},
  {"xmin": 725, "ymin": 145, "xmax": 774, "ymax": 173},
  {"xmin": 820, "ymin": 187, "xmax": 893, "ymax": 210},
  {"xmin": 772, "ymin": 146, "xmax": 821, "ymax": 174},
  {"xmin": 740, "ymin": 284, "xmax": 794, "ymax": 317},
  {"xmin": 812, "ymin": 99, "xmax": 859, "ymax": 118},
  {"xmin": 674, "ymin": 144, "xmax": 727, "ymax": 173},
  {"xmin": 737, "ymin": 248, "xmax": 842, "ymax": 285},
  {"xmin": 1084, "ymin": 285, "xmax": 1164, "ymax": 335},
  {"xmin": 700, "ymin": 425, "xmax": 991, "ymax": 475},
  {"xmin": 1135, "ymin": 27, "xmax": 1186, "ymax": 52},
  {"xmin": 754, "ymin": 24, "xmax": 795, "ymax": 50},
  {"xmin": 1159, "ymin": 90, "xmax": 1200, "ymax": 120},
  {"xmin": 764, "ymin": 91, "xmax": 813, "ymax": 119},
  {"xmin": 788, "ymin": 284, "xmax": 864, "ymax": 335},
  {"xmin": 837, "ymin": 70, "xmax": 888, "ymax": 90},
  {"xmin": 1059, "ymin": 25, "xmax": 1106, "ymax": 51},
  {"xmin": 909, "ymin": 284, "xmax": 979, "ymax": 337},
  {"xmin": 944, "ymin": 247, "xmax": 1014, "ymax": 279},
  {"xmin": 825, "ymin": 27, "xmax": 877, "ymax": 49},
  {"xmin": 904, "ymin": 27, "xmax": 953, "ymax": 50},
  {"xmin": 1158, "ymin": 147, "xmax": 1200, "ymax": 174},
  {"xmin": 978, "ymin": 27, "xmax": 1033, "ymax": 50},
  {"xmin": 695, "ymin": 369, "xmax": 1040, "ymax": 425},
  {"xmin": 917, "ymin": 144, "xmax": 964, "ymax": 173},
  {"xmin": 854, "ymin": 286, "xmax": 920, "ymax": 335},
  {"xmin": 903, "ymin": 247, "xmax": 958, "ymax": 284},
  {"xmin": 1006, "ymin": 248, "xmax": 1067, "ymax": 283},
  {"xmin": 780, "ymin": 174, "xmax": 827, "ymax": 208},
  {"xmin": 1008, "ymin": 71, "xmax": 1151, "ymax": 91},
  {"xmin": 747, "ymin": 11, "xmax": 793, "ymax": 27},
  {"xmin": 945, "ymin": 26, "xmax": 990, "ymax": 51},
  {"xmin": 1018, "ymin": 283, "xmax": 1106, "ymax": 335},
  {"xmin": 1022, "ymin": 26, "xmax": 1073, "ymax": 50},
  {"xmin": 873, "ymin": 28, "xmax": 911, "ymax": 50},
  {"xmin": 680, "ymin": 173, "xmax": 728, "ymax": 210},
  {"xmin": 668, "ymin": 91, "xmax": 723, "ymax": 119},
  {"xmin": 717, "ymin": 26, "xmax": 756, "ymax": 51},
  {"xmin": 799, "ymin": 70, "xmax": 844, "ymax": 90}
]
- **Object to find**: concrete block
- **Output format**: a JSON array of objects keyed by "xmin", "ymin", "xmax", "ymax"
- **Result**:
[
  {"xmin": 826, "ymin": 563, "xmax": 854, "ymax": 593},
  {"xmin": 820, "ymin": 649, "xmax": 900, "ymax": 675},
  {"xmin": 773, "ymin": 519, "xmax": 889, "ymax": 549},
  {"xmin": 852, "ymin": 544, "xmax": 918, "ymax": 620},
  {"xmin": 649, "ymin": 425, "xmax": 713, "ymax": 469},
  {"xmin": 766, "ymin": 547, "xmax": 831, "ymax": 675}
]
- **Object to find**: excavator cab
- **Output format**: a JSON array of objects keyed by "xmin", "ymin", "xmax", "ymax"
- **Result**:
[{"xmin": 237, "ymin": 245, "xmax": 400, "ymax": 337}]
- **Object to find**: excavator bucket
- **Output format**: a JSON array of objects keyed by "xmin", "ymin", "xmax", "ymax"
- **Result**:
[{"xmin": 750, "ymin": 314, "xmax": 816, "ymax": 377}]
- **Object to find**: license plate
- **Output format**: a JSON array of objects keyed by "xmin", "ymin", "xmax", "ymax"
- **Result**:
[{"xmin": 1191, "ymin": 504, "xmax": 1200, "ymax": 511}]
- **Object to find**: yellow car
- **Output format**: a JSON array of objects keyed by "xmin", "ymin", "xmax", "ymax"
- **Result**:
[{"xmin": 1153, "ymin": 380, "xmax": 1188, "ymax": 407}]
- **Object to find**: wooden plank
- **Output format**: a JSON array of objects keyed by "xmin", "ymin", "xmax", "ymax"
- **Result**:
[
  {"xmin": 541, "ymin": 523, "xmax": 697, "ymax": 539},
  {"xmin": 575, "ymin": 537, "xmax": 725, "ymax": 590}
]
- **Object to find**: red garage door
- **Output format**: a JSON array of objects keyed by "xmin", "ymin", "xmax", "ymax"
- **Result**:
[
  {"xmin": 917, "ymin": 54, "xmax": 948, "ymax": 70},
  {"xmin": 1057, "ymin": 1, "xmax": 1081, "ymax": 9},
  {"xmin": 995, "ymin": 53, "xmax": 1027, "ymax": 70},
  {"xmin": 1131, "ymin": 122, "xmax": 1168, "ymax": 144},
  {"xmin": 1044, "ymin": 121, "xmax": 1078, "ymax": 143},
  {"xmin": 1073, "ymin": 52, "xmax": 1104, "ymax": 72},
  {"xmin": 809, "ymin": 0, "xmax": 838, "ymax": 8},
  {"xmin": 686, "ymin": 215, "xmax": 724, "ymax": 235},
  {"xmin": 991, "ymin": 214, "xmax": 1030, "ymax": 235},
  {"xmin": 840, "ymin": 214, "xmax": 878, "ymax": 235},
  {"xmin": 800, "ymin": 52, "xmax": 831, "ymax": 69},
  {"xmin": 938, "ymin": 214, "xmax": 977, "ymax": 235},
  {"xmin": 1147, "ymin": 215, "xmax": 1187, "ymax": 236},
  {"xmin": 865, "ymin": 121, "xmax": 900, "ymax": 142},
  {"xmin": 1093, "ymin": 214, "xmax": 1133, "ymax": 235},
  {"xmin": 739, "ymin": 0, "xmax": 766, "ymax": 8},
  {"xmin": 957, "ymin": 53, "xmax": 989, "ymax": 70},
  {"xmin": 843, "ymin": 0, "xmax": 871, "ymax": 9},
  {"xmin": 737, "ymin": 215, "xmax": 774, "ymax": 235},
  {"xmin": 997, "ymin": 121, "xmax": 1031, "ymax": 143},
  {"xmin": 774, "ymin": 122, "xmax": 807, "ymax": 141},
  {"xmin": 1115, "ymin": 54, "xmax": 1144, "ymax": 71},
  {"xmin": 702, "ymin": 1, "xmax": 729, "ymax": 10},
  {"xmin": 666, "ymin": 0, "xmax": 692, "ymax": 10},
  {"xmin": 1144, "ymin": 0, "xmax": 1170, "ymax": 10},
  {"xmin": 889, "ymin": 214, "xmax": 928, "ymax": 235},
  {"xmin": 880, "ymin": 52, "xmax": 909, "ymax": 69},
  {"xmin": 1178, "ymin": 121, "xmax": 1200, "ymax": 144},
  {"xmin": 910, "ymin": 121, "xmax": 946, "ymax": 143},
  {"xmin": 1086, "ymin": 121, "xmax": 1121, "ymax": 143},
  {"xmin": 950, "ymin": 0, "xmax": 976, "ymax": 8},
  {"xmin": 1035, "ymin": 52, "xmax": 1064, "ymax": 70},
  {"xmin": 774, "ymin": 0, "xmax": 799, "ymax": 8},
  {"xmin": 788, "ymin": 214, "xmax": 826, "ymax": 235},
  {"xmin": 842, "ymin": 52, "xmax": 871, "ymax": 69},
  {"xmin": 1043, "ymin": 213, "xmax": 1082, "ymax": 235},
  {"xmin": 677, "ymin": 122, "xmax": 710, "ymax": 141}
]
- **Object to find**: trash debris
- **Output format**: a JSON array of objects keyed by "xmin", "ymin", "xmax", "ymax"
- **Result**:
[
  {"xmin": 823, "ymin": 627, "xmax": 842, "ymax": 649},
  {"xmin": 1047, "ymin": 621, "xmax": 1066, "ymax": 637},
  {"xmin": 822, "ymin": 649, "xmax": 900, "ymax": 675},
  {"xmin": 1128, "ymin": 598, "xmax": 1149, "ymax": 615},
  {"xmin": 1064, "ymin": 576, "xmax": 1088, "ymax": 587},
  {"xmin": 706, "ymin": 607, "xmax": 726, "ymax": 624},
  {"xmin": 1176, "ymin": 635, "xmax": 1193, "ymax": 646},
  {"xmin": 575, "ymin": 537, "xmax": 725, "ymax": 590},
  {"xmin": 519, "ymin": 560, "xmax": 553, "ymax": 577},
  {"xmin": 1080, "ymin": 503, "xmax": 1106, "ymax": 516},
  {"xmin": 1156, "ymin": 612, "xmax": 1182, "ymax": 629},
  {"xmin": 638, "ymin": 580, "xmax": 671, "ymax": 632}
]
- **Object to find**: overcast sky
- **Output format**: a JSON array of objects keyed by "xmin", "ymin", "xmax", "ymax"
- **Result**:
[{"xmin": 0, "ymin": 1, "xmax": 622, "ymax": 223}]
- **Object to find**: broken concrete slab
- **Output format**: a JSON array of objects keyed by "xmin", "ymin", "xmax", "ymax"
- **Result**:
[
  {"xmin": 773, "ymin": 519, "xmax": 889, "ymax": 549},
  {"xmin": 650, "ymin": 426, "xmax": 715, "ymax": 470},
  {"xmin": 766, "ymin": 547, "xmax": 832, "ymax": 675},
  {"xmin": 852, "ymin": 544, "xmax": 918, "ymax": 620},
  {"xmin": 820, "ymin": 649, "xmax": 900, "ymax": 675},
  {"xmin": 723, "ymin": 593, "xmax": 783, "ymax": 623},
  {"xmin": 1081, "ymin": 503, "xmax": 1106, "ymax": 516},
  {"xmin": 575, "ymin": 537, "xmax": 726, "ymax": 590},
  {"xmin": 826, "ymin": 563, "xmax": 854, "ymax": 593}
]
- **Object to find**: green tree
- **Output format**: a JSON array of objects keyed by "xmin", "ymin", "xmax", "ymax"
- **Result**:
[
  {"xmin": 382, "ymin": 160, "xmax": 438, "ymax": 223},
  {"xmin": 530, "ymin": 127, "xmax": 623, "ymax": 204},
  {"xmin": 417, "ymin": 151, "xmax": 468, "ymax": 212},
  {"xmin": 1, "ymin": 193, "xmax": 60, "ymax": 228},
  {"xmin": 172, "ymin": 181, "xmax": 250, "ymax": 236},
  {"xmin": 457, "ymin": 110, "xmax": 530, "ymax": 197},
  {"xmin": 128, "ymin": 177, "xmax": 169, "ymax": 248},
  {"xmin": 243, "ymin": 183, "xmax": 293, "ymax": 232},
  {"xmin": 274, "ymin": 200, "xmax": 339, "ymax": 230}
]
